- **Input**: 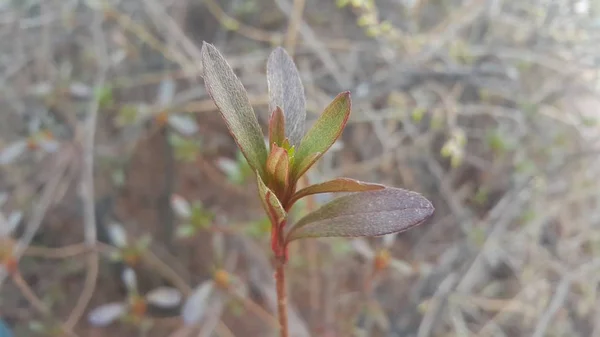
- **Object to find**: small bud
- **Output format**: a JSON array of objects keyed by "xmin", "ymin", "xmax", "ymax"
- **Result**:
[
  {"xmin": 374, "ymin": 249, "xmax": 391, "ymax": 271},
  {"xmin": 214, "ymin": 269, "xmax": 230, "ymax": 289}
]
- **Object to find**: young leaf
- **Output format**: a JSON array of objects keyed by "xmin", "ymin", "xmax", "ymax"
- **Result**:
[
  {"xmin": 107, "ymin": 223, "xmax": 128, "ymax": 248},
  {"xmin": 171, "ymin": 194, "xmax": 192, "ymax": 219},
  {"xmin": 293, "ymin": 92, "xmax": 351, "ymax": 180},
  {"xmin": 88, "ymin": 303, "xmax": 126, "ymax": 327},
  {"xmin": 288, "ymin": 178, "xmax": 384, "ymax": 206},
  {"xmin": 145, "ymin": 287, "xmax": 182, "ymax": 308},
  {"xmin": 256, "ymin": 172, "xmax": 286, "ymax": 227},
  {"xmin": 267, "ymin": 47, "xmax": 306, "ymax": 146},
  {"xmin": 268, "ymin": 106, "xmax": 285, "ymax": 148},
  {"xmin": 201, "ymin": 42, "xmax": 268, "ymax": 178},
  {"xmin": 182, "ymin": 281, "xmax": 215, "ymax": 325},
  {"xmin": 265, "ymin": 144, "xmax": 290, "ymax": 197},
  {"xmin": 285, "ymin": 187, "xmax": 434, "ymax": 242}
]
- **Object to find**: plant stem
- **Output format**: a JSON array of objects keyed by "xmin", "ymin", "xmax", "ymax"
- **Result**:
[{"xmin": 275, "ymin": 262, "xmax": 289, "ymax": 337}]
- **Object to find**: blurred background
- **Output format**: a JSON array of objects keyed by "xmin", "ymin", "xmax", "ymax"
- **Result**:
[{"xmin": 0, "ymin": 0, "xmax": 600, "ymax": 336}]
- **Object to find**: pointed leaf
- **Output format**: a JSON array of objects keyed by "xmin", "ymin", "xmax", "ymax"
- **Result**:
[
  {"xmin": 285, "ymin": 187, "xmax": 434, "ymax": 242},
  {"xmin": 351, "ymin": 238, "xmax": 375, "ymax": 260},
  {"xmin": 289, "ymin": 178, "xmax": 384, "ymax": 206},
  {"xmin": 268, "ymin": 106, "xmax": 285, "ymax": 148},
  {"xmin": 201, "ymin": 42, "xmax": 268, "ymax": 177},
  {"xmin": 168, "ymin": 114, "xmax": 199, "ymax": 135},
  {"xmin": 171, "ymin": 194, "xmax": 192, "ymax": 219},
  {"xmin": 293, "ymin": 92, "xmax": 351, "ymax": 180},
  {"xmin": 267, "ymin": 47, "xmax": 306, "ymax": 146},
  {"xmin": 182, "ymin": 281, "xmax": 215, "ymax": 325},
  {"xmin": 157, "ymin": 78, "xmax": 176, "ymax": 106},
  {"xmin": 145, "ymin": 287, "xmax": 182, "ymax": 308},
  {"xmin": 107, "ymin": 223, "xmax": 128, "ymax": 248},
  {"xmin": 122, "ymin": 268, "xmax": 138, "ymax": 293},
  {"xmin": 265, "ymin": 144, "xmax": 290, "ymax": 198},
  {"xmin": 256, "ymin": 172, "xmax": 286, "ymax": 227},
  {"xmin": 88, "ymin": 303, "xmax": 126, "ymax": 327},
  {"xmin": 0, "ymin": 211, "xmax": 21, "ymax": 237},
  {"xmin": 0, "ymin": 140, "xmax": 27, "ymax": 165}
]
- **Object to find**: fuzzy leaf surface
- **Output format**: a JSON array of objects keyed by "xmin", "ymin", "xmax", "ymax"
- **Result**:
[
  {"xmin": 201, "ymin": 42, "xmax": 267, "ymax": 177},
  {"xmin": 267, "ymin": 47, "xmax": 306, "ymax": 146},
  {"xmin": 289, "ymin": 178, "xmax": 384, "ymax": 205},
  {"xmin": 285, "ymin": 187, "xmax": 434, "ymax": 242},
  {"xmin": 293, "ymin": 92, "xmax": 351, "ymax": 179}
]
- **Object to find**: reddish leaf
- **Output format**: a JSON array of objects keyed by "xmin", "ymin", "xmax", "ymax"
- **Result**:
[
  {"xmin": 265, "ymin": 144, "xmax": 290, "ymax": 198},
  {"xmin": 201, "ymin": 42, "xmax": 268, "ymax": 178},
  {"xmin": 267, "ymin": 47, "xmax": 306, "ymax": 146},
  {"xmin": 288, "ymin": 178, "xmax": 384, "ymax": 206},
  {"xmin": 256, "ymin": 172, "xmax": 286, "ymax": 227},
  {"xmin": 292, "ymin": 92, "xmax": 351, "ymax": 180},
  {"xmin": 285, "ymin": 187, "xmax": 434, "ymax": 242},
  {"xmin": 268, "ymin": 106, "xmax": 285, "ymax": 148}
]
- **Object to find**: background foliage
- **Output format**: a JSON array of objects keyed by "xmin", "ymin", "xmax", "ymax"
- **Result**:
[{"xmin": 0, "ymin": 0, "xmax": 599, "ymax": 336}]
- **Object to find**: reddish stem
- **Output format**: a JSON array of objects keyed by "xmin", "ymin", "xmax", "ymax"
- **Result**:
[{"xmin": 275, "ymin": 261, "xmax": 289, "ymax": 337}]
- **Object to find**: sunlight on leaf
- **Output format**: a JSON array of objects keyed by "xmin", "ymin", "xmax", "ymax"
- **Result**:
[
  {"xmin": 267, "ymin": 47, "xmax": 306, "ymax": 146},
  {"xmin": 285, "ymin": 187, "xmax": 434, "ymax": 242},
  {"xmin": 201, "ymin": 42, "xmax": 268, "ymax": 178}
]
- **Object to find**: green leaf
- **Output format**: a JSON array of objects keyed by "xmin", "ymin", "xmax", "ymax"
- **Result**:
[
  {"xmin": 267, "ymin": 47, "xmax": 306, "ymax": 146},
  {"xmin": 256, "ymin": 172, "xmax": 286, "ymax": 227},
  {"xmin": 269, "ymin": 106, "xmax": 285, "ymax": 148},
  {"xmin": 265, "ymin": 144, "xmax": 290, "ymax": 198},
  {"xmin": 285, "ymin": 187, "xmax": 433, "ymax": 242},
  {"xmin": 288, "ymin": 178, "xmax": 384, "ymax": 206},
  {"xmin": 293, "ymin": 92, "xmax": 351, "ymax": 180},
  {"xmin": 201, "ymin": 42, "xmax": 268, "ymax": 178}
]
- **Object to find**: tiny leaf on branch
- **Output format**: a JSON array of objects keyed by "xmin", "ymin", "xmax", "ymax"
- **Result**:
[
  {"xmin": 293, "ymin": 92, "xmax": 351, "ymax": 180},
  {"xmin": 269, "ymin": 106, "xmax": 286, "ymax": 148},
  {"xmin": 285, "ymin": 188, "xmax": 434, "ymax": 242},
  {"xmin": 201, "ymin": 42, "xmax": 268, "ymax": 178},
  {"xmin": 256, "ymin": 172, "xmax": 286, "ymax": 228},
  {"xmin": 265, "ymin": 144, "xmax": 290, "ymax": 198},
  {"xmin": 267, "ymin": 47, "xmax": 306, "ymax": 146}
]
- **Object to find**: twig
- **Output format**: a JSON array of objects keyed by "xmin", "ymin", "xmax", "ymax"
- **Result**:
[
  {"xmin": 24, "ymin": 243, "xmax": 92, "ymax": 259},
  {"xmin": 11, "ymin": 271, "xmax": 77, "ymax": 337},
  {"xmin": 216, "ymin": 321, "xmax": 237, "ymax": 337},
  {"xmin": 142, "ymin": 250, "xmax": 193, "ymax": 296},
  {"xmin": 275, "ymin": 263, "xmax": 289, "ymax": 337},
  {"xmin": 417, "ymin": 273, "xmax": 459, "ymax": 337},
  {"xmin": 284, "ymin": 0, "xmax": 306, "ymax": 56},
  {"xmin": 203, "ymin": 0, "xmax": 280, "ymax": 43},
  {"xmin": 64, "ymin": 9, "xmax": 107, "ymax": 330},
  {"xmin": 531, "ymin": 257, "xmax": 600, "ymax": 337},
  {"xmin": 228, "ymin": 289, "xmax": 280, "ymax": 329}
]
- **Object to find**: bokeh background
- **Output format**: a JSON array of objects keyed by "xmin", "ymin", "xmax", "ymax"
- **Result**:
[{"xmin": 1, "ymin": 0, "xmax": 600, "ymax": 336}]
